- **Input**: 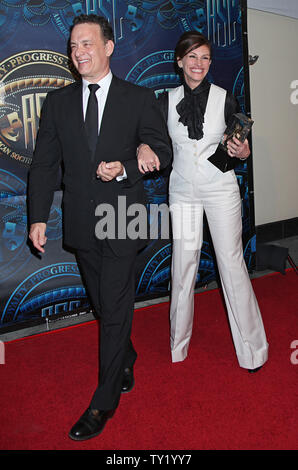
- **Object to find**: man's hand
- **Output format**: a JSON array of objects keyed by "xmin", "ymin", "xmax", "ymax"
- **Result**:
[
  {"xmin": 96, "ymin": 161, "xmax": 124, "ymax": 181},
  {"xmin": 226, "ymin": 137, "xmax": 250, "ymax": 160},
  {"xmin": 29, "ymin": 222, "xmax": 47, "ymax": 253},
  {"xmin": 137, "ymin": 144, "xmax": 160, "ymax": 174}
]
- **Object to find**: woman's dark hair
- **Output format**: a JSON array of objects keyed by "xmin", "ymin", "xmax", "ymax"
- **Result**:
[
  {"xmin": 174, "ymin": 31, "xmax": 211, "ymax": 62},
  {"xmin": 70, "ymin": 14, "xmax": 114, "ymax": 43}
]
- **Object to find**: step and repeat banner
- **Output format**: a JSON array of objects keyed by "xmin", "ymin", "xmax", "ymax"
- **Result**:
[{"xmin": 0, "ymin": 0, "xmax": 255, "ymax": 332}]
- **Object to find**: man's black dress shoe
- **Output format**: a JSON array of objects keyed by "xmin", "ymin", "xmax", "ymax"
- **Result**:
[
  {"xmin": 121, "ymin": 367, "xmax": 134, "ymax": 393},
  {"xmin": 248, "ymin": 366, "xmax": 263, "ymax": 373},
  {"xmin": 69, "ymin": 408, "xmax": 115, "ymax": 441}
]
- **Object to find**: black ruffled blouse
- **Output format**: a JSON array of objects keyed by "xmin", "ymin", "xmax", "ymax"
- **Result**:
[
  {"xmin": 176, "ymin": 79, "xmax": 210, "ymax": 140},
  {"xmin": 158, "ymin": 78, "xmax": 240, "ymax": 141}
]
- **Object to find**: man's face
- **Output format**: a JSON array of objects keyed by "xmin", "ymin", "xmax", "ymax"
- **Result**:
[{"xmin": 70, "ymin": 22, "xmax": 114, "ymax": 83}]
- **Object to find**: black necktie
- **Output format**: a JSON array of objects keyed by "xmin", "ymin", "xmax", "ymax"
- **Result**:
[{"xmin": 85, "ymin": 84, "xmax": 100, "ymax": 152}]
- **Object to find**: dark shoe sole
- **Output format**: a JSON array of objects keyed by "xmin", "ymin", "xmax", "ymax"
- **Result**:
[
  {"xmin": 248, "ymin": 366, "xmax": 263, "ymax": 373},
  {"xmin": 121, "ymin": 377, "xmax": 135, "ymax": 394},
  {"xmin": 68, "ymin": 411, "xmax": 114, "ymax": 441},
  {"xmin": 68, "ymin": 427, "xmax": 106, "ymax": 441}
]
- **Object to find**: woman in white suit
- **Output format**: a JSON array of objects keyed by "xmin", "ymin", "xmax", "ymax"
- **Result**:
[{"xmin": 138, "ymin": 31, "xmax": 268, "ymax": 372}]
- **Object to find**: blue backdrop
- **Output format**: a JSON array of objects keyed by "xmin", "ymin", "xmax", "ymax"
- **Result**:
[{"xmin": 0, "ymin": 0, "xmax": 255, "ymax": 332}]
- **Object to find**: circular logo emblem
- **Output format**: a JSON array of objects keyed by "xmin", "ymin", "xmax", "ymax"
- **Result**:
[
  {"xmin": 0, "ymin": 50, "xmax": 75, "ymax": 167},
  {"xmin": 0, "ymin": 169, "xmax": 29, "ymax": 284},
  {"xmin": 136, "ymin": 243, "xmax": 172, "ymax": 296},
  {"xmin": 126, "ymin": 50, "xmax": 180, "ymax": 94},
  {"xmin": 0, "ymin": 170, "xmax": 64, "ymax": 287},
  {"xmin": 1, "ymin": 262, "xmax": 88, "ymax": 324}
]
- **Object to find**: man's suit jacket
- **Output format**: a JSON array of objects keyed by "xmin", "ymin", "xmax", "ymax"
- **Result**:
[{"xmin": 28, "ymin": 75, "xmax": 172, "ymax": 255}]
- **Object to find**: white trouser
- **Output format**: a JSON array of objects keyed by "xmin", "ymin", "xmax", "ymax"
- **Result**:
[{"xmin": 169, "ymin": 167, "xmax": 269, "ymax": 369}]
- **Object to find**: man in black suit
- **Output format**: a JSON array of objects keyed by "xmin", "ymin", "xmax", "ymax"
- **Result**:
[{"xmin": 28, "ymin": 14, "xmax": 171, "ymax": 441}]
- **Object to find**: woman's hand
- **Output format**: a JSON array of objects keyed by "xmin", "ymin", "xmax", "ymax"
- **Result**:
[
  {"xmin": 226, "ymin": 137, "xmax": 250, "ymax": 160},
  {"xmin": 137, "ymin": 144, "xmax": 160, "ymax": 174}
]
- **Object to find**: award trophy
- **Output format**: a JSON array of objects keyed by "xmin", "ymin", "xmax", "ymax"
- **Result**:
[
  {"xmin": 208, "ymin": 113, "xmax": 254, "ymax": 172},
  {"xmin": 220, "ymin": 113, "xmax": 254, "ymax": 151}
]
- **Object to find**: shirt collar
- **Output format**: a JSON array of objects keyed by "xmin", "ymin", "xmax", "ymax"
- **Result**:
[{"xmin": 82, "ymin": 70, "xmax": 113, "ymax": 94}]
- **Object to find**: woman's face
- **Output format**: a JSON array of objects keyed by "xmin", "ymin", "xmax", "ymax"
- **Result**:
[{"xmin": 177, "ymin": 44, "xmax": 211, "ymax": 89}]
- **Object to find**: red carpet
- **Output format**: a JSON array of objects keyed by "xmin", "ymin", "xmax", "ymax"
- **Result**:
[{"xmin": 0, "ymin": 270, "xmax": 297, "ymax": 450}]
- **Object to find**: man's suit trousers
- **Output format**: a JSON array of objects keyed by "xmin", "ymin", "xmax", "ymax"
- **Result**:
[
  {"xmin": 75, "ymin": 238, "xmax": 137, "ymax": 410},
  {"xmin": 169, "ymin": 167, "xmax": 269, "ymax": 369}
]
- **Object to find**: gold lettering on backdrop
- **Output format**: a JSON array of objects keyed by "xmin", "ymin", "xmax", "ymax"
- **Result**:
[
  {"xmin": 35, "ymin": 93, "xmax": 47, "ymax": 124},
  {"xmin": 0, "ymin": 65, "xmax": 8, "ymax": 79},
  {"xmin": 22, "ymin": 93, "xmax": 46, "ymax": 149},
  {"xmin": 0, "ymin": 112, "xmax": 23, "ymax": 142},
  {"xmin": 0, "ymin": 141, "xmax": 11, "ymax": 155},
  {"xmin": 22, "ymin": 94, "xmax": 36, "ymax": 150},
  {"xmin": 0, "ymin": 50, "xmax": 74, "ymax": 166}
]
